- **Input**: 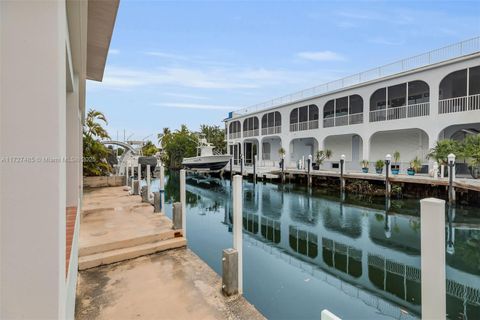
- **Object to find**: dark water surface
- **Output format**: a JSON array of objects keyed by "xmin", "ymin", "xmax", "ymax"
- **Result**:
[{"xmin": 150, "ymin": 172, "xmax": 480, "ymax": 320}]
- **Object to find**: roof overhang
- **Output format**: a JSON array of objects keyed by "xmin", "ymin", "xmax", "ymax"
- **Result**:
[{"xmin": 86, "ymin": 0, "xmax": 120, "ymax": 81}]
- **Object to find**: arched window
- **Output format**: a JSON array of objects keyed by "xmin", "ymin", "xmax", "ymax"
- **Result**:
[
  {"xmin": 262, "ymin": 111, "xmax": 282, "ymax": 135},
  {"xmin": 408, "ymin": 81, "xmax": 429, "ymax": 104},
  {"xmin": 290, "ymin": 108, "xmax": 298, "ymax": 124},
  {"xmin": 439, "ymin": 69, "xmax": 467, "ymax": 100},
  {"xmin": 309, "ymin": 105, "xmax": 319, "ymax": 121},
  {"xmin": 324, "ymin": 100, "xmax": 335, "ymax": 119},
  {"xmin": 370, "ymin": 88, "xmax": 386, "ymax": 111},
  {"xmin": 228, "ymin": 121, "xmax": 241, "ymax": 139},
  {"xmin": 290, "ymin": 105, "xmax": 319, "ymax": 131},
  {"xmin": 349, "ymin": 95, "xmax": 363, "ymax": 114},
  {"xmin": 243, "ymin": 117, "xmax": 259, "ymax": 136}
]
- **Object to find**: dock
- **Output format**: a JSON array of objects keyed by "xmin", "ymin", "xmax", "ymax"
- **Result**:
[
  {"xmin": 224, "ymin": 165, "xmax": 480, "ymax": 193},
  {"xmin": 76, "ymin": 186, "xmax": 265, "ymax": 320}
]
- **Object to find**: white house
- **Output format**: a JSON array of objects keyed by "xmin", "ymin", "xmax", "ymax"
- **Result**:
[
  {"xmin": 0, "ymin": 1, "xmax": 119, "ymax": 318},
  {"xmin": 224, "ymin": 37, "xmax": 480, "ymax": 173}
]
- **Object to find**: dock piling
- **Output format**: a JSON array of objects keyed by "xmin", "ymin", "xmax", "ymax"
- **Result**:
[
  {"xmin": 222, "ymin": 248, "xmax": 239, "ymax": 296},
  {"xmin": 146, "ymin": 164, "xmax": 151, "ymax": 199},
  {"xmin": 253, "ymin": 155, "xmax": 257, "ymax": 184},
  {"xmin": 385, "ymin": 154, "xmax": 391, "ymax": 198},
  {"xmin": 340, "ymin": 154, "xmax": 345, "ymax": 191},
  {"xmin": 180, "ymin": 169, "xmax": 186, "ymax": 234},
  {"xmin": 232, "ymin": 175, "xmax": 243, "ymax": 294},
  {"xmin": 448, "ymin": 153, "xmax": 456, "ymax": 204},
  {"xmin": 153, "ymin": 192, "xmax": 161, "ymax": 212},
  {"xmin": 159, "ymin": 165, "xmax": 165, "ymax": 211},
  {"xmin": 141, "ymin": 186, "xmax": 149, "ymax": 202},
  {"xmin": 281, "ymin": 156, "xmax": 285, "ymax": 184},
  {"xmin": 420, "ymin": 198, "xmax": 446, "ymax": 319},
  {"xmin": 133, "ymin": 180, "xmax": 139, "ymax": 195},
  {"xmin": 229, "ymin": 158, "xmax": 233, "ymax": 179},
  {"xmin": 172, "ymin": 202, "xmax": 182, "ymax": 230}
]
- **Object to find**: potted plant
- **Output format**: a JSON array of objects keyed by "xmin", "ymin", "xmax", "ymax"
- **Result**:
[
  {"xmin": 375, "ymin": 160, "xmax": 385, "ymax": 174},
  {"xmin": 392, "ymin": 151, "xmax": 400, "ymax": 175},
  {"xmin": 407, "ymin": 157, "xmax": 422, "ymax": 176},
  {"xmin": 314, "ymin": 149, "xmax": 332, "ymax": 170},
  {"xmin": 361, "ymin": 160, "xmax": 369, "ymax": 173}
]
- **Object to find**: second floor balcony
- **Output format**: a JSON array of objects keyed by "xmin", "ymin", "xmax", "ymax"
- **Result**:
[
  {"xmin": 324, "ymin": 113, "xmax": 363, "ymax": 128},
  {"xmin": 243, "ymin": 129, "xmax": 259, "ymax": 138},
  {"xmin": 262, "ymin": 126, "xmax": 281, "ymax": 135},
  {"xmin": 439, "ymin": 94, "xmax": 480, "ymax": 114},
  {"xmin": 228, "ymin": 132, "xmax": 242, "ymax": 139}
]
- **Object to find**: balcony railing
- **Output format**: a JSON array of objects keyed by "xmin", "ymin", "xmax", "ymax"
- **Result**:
[
  {"xmin": 323, "ymin": 113, "xmax": 364, "ymax": 128},
  {"xmin": 261, "ymin": 126, "xmax": 281, "ymax": 136},
  {"xmin": 228, "ymin": 132, "xmax": 241, "ymax": 139},
  {"xmin": 439, "ymin": 94, "xmax": 480, "ymax": 114},
  {"xmin": 262, "ymin": 153, "xmax": 270, "ymax": 160},
  {"xmin": 290, "ymin": 120, "xmax": 319, "ymax": 132},
  {"xmin": 369, "ymin": 102, "xmax": 430, "ymax": 122},
  {"xmin": 243, "ymin": 129, "xmax": 259, "ymax": 138}
]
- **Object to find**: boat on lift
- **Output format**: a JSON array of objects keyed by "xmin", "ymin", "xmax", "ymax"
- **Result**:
[{"xmin": 182, "ymin": 136, "xmax": 232, "ymax": 171}]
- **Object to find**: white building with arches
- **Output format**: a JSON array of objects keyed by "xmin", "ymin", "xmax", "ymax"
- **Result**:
[{"xmin": 225, "ymin": 37, "xmax": 480, "ymax": 173}]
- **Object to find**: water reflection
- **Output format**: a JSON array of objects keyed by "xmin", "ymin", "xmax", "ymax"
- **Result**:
[{"xmin": 160, "ymin": 172, "xmax": 480, "ymax": 320}]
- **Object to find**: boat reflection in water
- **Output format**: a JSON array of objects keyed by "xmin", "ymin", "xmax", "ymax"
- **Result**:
[{"xmin": 160, "ymin": 173, "xmax": 480, "ymax": 320}]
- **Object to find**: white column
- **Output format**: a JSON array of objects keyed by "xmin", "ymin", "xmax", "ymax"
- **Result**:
[
  {"xmin": 420, "ymin": 198, "xmax": 446, "ymax": 320},
  {"xmin": 180, "ymin": 169, "xmax": 186, "ymax": 234},
  {"xmin": 1, "ymin": 2, "xmax": 67, "ymax": 318},
  {"xmin": 232, "ymin": 175, "xmax": 243, "ymax": 294},
  {"xmin": 138, "ymin": 163, "xmax": 141, "ymax": 182},
  {"xmin": 362, "ymin": 134, "xmax": 371, "ymax": 161},
  {"xmin": 146, "ymin": 164, "xmax": 151, "ymax": 197},
  {"xmin": 159, "ymin": 165, "xmax": 165, "ymax": 212}
]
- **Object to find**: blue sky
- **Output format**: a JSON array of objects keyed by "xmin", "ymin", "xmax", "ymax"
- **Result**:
[{"xmin": 87, "ymin": 0, "xmax": 480, "ymax": 142}]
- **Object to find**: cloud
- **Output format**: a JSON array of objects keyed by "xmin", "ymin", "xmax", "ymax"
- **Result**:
[
  {"xmin": 162, "ymin": 92, "xmax": 208, "ymax": 100},
  {"xmin": 144, "ymin": 51, "xmax": 189, "ymax": 60},
  {"xmin": 152, "ymin": 102, "xmax": 232, "ymax": 110},
  {"xmin": 109, "ymin": 48, "xmax": 120, "ymax": 55},
  {"xmin": 297, "ymin": 51, "xmax": 345, "ymax": 62}
]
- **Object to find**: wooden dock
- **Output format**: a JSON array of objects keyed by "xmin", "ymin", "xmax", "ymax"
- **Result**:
[{"xmin": 225, "ymin": 165, "xmax": 480, "ymax": 193}]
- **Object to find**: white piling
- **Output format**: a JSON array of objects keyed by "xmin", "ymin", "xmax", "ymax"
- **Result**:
[
  {"xmin": 131, "ymin": 161, "xmax": 134, "ymax": 192},
  {"xmin": 180, "ymin": 169, "xmax": 186, "ymax": 235},
  {"xmin": 138, "ymin": 163, "xmax": 142, "ymax": 183},
  {"xmin": 125, "ymin": 161, "xmax": 130, "ymax": 186},
  {"xmin": 146, "ymin": 164, "xmax": 151, "ymax": 200},
  {"xmin": 420, "ymin": 198, "xmax": 446, "ymax": 320},
  {"xmin": 232, "ymin": 175, "xmax": 243, "ymax": 294},
  {"xmin": 321, "ymin": 309, "xmax": 341, "ymax": 320},
  {"xmin": 159, "ymin": 165, "xmax": 165, "ymax": 212}
]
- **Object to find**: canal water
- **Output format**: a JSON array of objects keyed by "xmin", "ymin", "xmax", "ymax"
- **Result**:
[{"xmin": 150, "ymin": 172, "xmax": 480, "ymax": 320}]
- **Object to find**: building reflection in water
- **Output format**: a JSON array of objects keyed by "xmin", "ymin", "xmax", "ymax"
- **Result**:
[{"xmin": 174, "ymin": 173, "xmax": 480, "ymax": 319}]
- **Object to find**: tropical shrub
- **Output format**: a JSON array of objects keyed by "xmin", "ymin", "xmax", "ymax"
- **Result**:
[{"xmin": 83, "ymin": 109, "xmax": 112, "ymax": 176}]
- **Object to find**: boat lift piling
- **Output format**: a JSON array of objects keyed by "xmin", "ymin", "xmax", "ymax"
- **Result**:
[
  {"xmin": 180, "ymin": 169, "xmax": 186, "ymax": 235},
  {"xmin": 159, "ymin": 164, "xmax": 165, "ymax": 212}
]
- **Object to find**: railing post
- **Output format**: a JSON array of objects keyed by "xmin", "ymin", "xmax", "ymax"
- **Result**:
[
  {"xmin": 232, "ymin": 175, "xmax": 243, "ymax": 294},
  {"xmin": 159, "ymin": 164, "xmax": 165, "ymax": 212},
  {"xmin": 420, "ymin": 198, "xmax": 446, "ymax": 320},
  {"xmin": 180, "ymin": 169, "xmax": 186, "ymax": 234}
]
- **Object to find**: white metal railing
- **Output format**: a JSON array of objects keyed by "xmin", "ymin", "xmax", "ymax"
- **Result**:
[
  {"xmin": 387, "ymin": 106, "xmax": 407, "ymax": 120},
  {"xmin": 369, "ymin": 103, "xmax": 430, "ymax": 122},
  {"xmin": 233, "ymin": 37, "xmax": 480, "ymax": 116},
  {"xmin": 349, "ymin": 113, "xmax": 363, "ymax": 124},
  {"xmin": 323, "ymin": 117, "xmax": 334, "ymax": 128},
  {"xmin": 228, "ymin": 132, "xmax": 241, "ymax": 139},
  {"xmin": 335, "ymin": 115, "xmax": 348, "ymax": 126},
  {"xmin": 261, "ymin": 126, "xmax": 281, "ymax": 135},
  {"xmin": 323, "ymin": 113, "xmax": 363, "ymax": 128},
  {"xmin": 369, "ymin": 109, "xmax": 387, "ymax": 122},
  {"xmin": 290, "ymin": 120, "xmax": 319, "ymax": 132},
  {"xmin": 407, "ymin": 102, "xmax": 430, "ymax": 117},
  {"xmin": 243, "ymin": 129, "xmax": 259, "ymax": 137},
  {"xmin": 439, "ymin": 94, "xmax": 480, "ymax": 114}
]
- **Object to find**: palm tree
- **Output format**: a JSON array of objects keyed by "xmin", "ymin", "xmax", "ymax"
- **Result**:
[{"xmin": 84, "ymin": 109, "xmax": 110, "ymax": 140}]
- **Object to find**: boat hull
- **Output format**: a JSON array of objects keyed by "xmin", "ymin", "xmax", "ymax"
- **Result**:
[{"xmin": 182, "ymin": 155, "xmax": 232, "ymax": 171}]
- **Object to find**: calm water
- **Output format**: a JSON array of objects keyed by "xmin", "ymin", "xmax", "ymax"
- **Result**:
[{"xmin": 150, "ymin": 172, "xmax": 480, "ymax": 320}]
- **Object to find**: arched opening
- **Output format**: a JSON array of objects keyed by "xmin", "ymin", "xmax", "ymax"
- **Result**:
[
  {"xmin": 261, "ymin": 136, "xmax": 282, "ymax": 168},
  {"xmin": 228, "ymin": 120, "xmax": 241, "ymax": 139},
  {"xmin": 243, "ymin": 116, "xmax": 259, "ymax": 137},
  {"xmin": 243, "ymin": 138, "xmax": 259, "ymax": 165},
  {"xmin": 288, "ymin": 137, "xmax": 319, "ymax": 169},
  {"xmin": 324, "ymin": 95, "xmax": 364, "ymax": 127},
  {"xmin": 290, "ymin": 105, "xmax": 319, "ymax": 132},
  {"xmin": 323, "ymin": 134, "xmax": 363, "ymax": 170},
  {"xmin": 370, "ymin": 80, "xmax": 430, "ymax": 122},
  {"xmin": 261, "ymin": 111, "xmax": 281, "ymax": 135},
  {"xmin": 369, "ymin": 128, "xmax": 429, "ymax": 173},
  {"xmin": 439, "ymin": 66, "xmax": 480, "ymax": 113}
]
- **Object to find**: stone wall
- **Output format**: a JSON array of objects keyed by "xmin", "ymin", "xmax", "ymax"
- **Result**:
[{"xmin": 83, "ymin": 176, "xmax": 125, "ymax": 188}]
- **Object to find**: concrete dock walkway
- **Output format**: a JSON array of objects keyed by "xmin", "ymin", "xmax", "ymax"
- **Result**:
[{"xmin": 76, "ymin": 186, "xmax": 264, "ymax": 320}]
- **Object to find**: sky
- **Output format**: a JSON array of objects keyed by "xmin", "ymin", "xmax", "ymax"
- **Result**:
[{"xmin": 86, "ymin": 0, "xmax": 480, "ymax": 143}]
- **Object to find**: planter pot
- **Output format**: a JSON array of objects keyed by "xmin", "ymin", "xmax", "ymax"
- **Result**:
[
  {"xmin": 391, "ymin": 168, "xmax": 400, "ymax": 175},
  {"xmin": 407, "ymin": 169, "xmax": 415, "ymax": 176},
  {"xmin": 469, "ymin": 165, "xmax": 480, "ymax": 179},
  {"xmin": 362, "ymin": 168, "xmax": 369, "ymax": 173},
  {"xmin": 375, "ymin": 168, "xmax": 383, "ymax": 174}
]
